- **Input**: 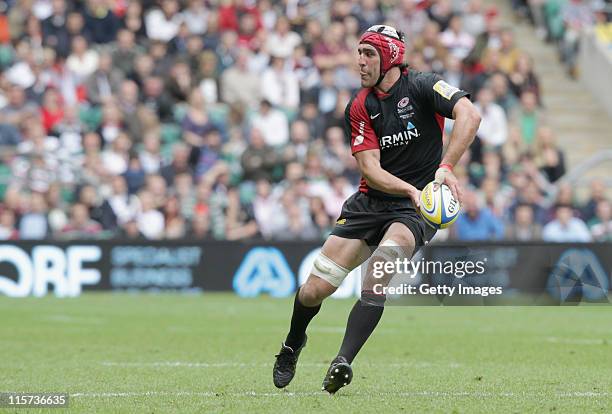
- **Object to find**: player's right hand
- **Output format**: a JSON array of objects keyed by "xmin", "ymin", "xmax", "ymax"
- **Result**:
[
  {"xmin": 434, "ymin": 166, "xmax": 463, "ymax": 204},
  {"xmin": 407, "ymin": 186, "xmax": 421, "ymax": 209}
]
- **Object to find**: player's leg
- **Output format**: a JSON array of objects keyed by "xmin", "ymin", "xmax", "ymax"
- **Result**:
[
  {"xmin": 323, "ymin": 222, "xmax": 416, "ymax": 394},
  {"xmin": 273, "ymin": 235, "xmax": 369, "ymax": 389}
]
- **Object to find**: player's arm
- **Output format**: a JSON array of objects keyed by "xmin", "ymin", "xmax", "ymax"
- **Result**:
[
  {"xmin": 442, "ymin": 97, "xmax": 481, "ymax": 169},
  {"xmin": 423, "ymin": 77, "xmax": 481, "ymax": 203},
  {"xmin": 354, "ymin": 149, "xmax": 420, "ymax": 207},
  {"xmin": 436, "ymin": 97, "xmax": 481, "ymax": 202}
]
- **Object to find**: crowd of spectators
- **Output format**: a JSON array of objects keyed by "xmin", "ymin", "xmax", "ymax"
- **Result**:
[
  {"xmin": 0, "ymin": 0, "xmax": 609, "ymax": 243},
  {"xmin": 512, "ymin": 0, "xmax": 612, "ymax": 77}
]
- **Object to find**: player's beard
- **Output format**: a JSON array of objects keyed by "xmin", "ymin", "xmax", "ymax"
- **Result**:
[{"xmin": 360, "ymin": 70, "xmax": 379, "ymax": 88}]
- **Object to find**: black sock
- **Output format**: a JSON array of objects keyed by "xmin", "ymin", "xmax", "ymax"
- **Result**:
[
  {"xmin": 285, "ymin": 287, "xmax": 321, "ymax": 349},
  {"xmin": 337, "ymin": 290, "xmax": 385, "ymax": 364}
]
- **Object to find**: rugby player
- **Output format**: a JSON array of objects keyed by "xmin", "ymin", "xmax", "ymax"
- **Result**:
[{"xmin": 273, "ymin": 24, "xmax": 481, "ymax": 394}]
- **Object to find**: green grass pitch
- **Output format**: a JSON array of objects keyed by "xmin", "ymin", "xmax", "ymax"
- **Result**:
[{"xmin": 1, "ymin": 293, "xmax": 611, "ymax": 413}]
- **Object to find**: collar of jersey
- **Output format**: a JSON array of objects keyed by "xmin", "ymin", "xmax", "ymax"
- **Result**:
[{"xmin": 373, "ymin": 74, "xmax": 402, "ymax": 100}]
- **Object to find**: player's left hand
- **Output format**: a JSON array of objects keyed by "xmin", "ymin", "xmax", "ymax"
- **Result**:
[{"xmin": 434, "ymin": 166, "xmax": 463, "ymax": 204}]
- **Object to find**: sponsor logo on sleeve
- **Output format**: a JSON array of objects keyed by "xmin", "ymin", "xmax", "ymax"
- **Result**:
[
  {"xmin": 353, "ymin": 120, "xmax": 366, "ymax": 146},
  {"xmin": 433, "ymin": 80, "xmax": 460, "ymax": 100}
]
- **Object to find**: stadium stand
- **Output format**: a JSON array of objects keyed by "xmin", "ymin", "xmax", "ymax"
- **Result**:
[{"xmin": 0, "ymin": 0, "xmax": 609, "ymax": 243}]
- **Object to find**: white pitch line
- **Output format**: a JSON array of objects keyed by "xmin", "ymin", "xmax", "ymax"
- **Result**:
[
  {"xmin": 545, "ymin": 337, "xmax": 610, "ymax": 345},
  {"xmin": 100, "ymin": 361, "xmax": 461, "ymax": 369},
  {"xmin": 70, "ymin": 391, "xmax": 610, "ymax": 398},
  {"xmin": 44, "ymin": 315, "xmax": 106, "ymax": 325},
  {"xmin": 101, "ymin": 362, "xmax": 270, "ymax": 368}
]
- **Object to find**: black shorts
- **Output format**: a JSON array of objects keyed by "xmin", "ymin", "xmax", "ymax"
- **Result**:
[{"xmin": 331, "ymin": 191, "xmax": 437, "ymax": 248}]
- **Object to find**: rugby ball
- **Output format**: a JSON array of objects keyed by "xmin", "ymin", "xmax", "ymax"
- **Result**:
[{"xmin": 419, "ymin": 182, "xmax": 461, "ymax": 229}]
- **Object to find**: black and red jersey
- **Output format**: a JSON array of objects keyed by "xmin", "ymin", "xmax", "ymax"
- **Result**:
[{"xmin": 344, "ymin": 68, "xmax": 469, "ymax": 198}]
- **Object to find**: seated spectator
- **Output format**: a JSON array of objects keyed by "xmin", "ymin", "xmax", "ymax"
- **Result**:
[
  {"xmin": 454, "ymin": 190, "xmax": 505, "ymax": 240},
  {"xmin": 97, "ymin": 103, "xmax": 125, "ymax": 144},
  {"xmin": 224, "ymin": 187, "xmax": 258, "ymax": 240},
  {"xmin": 193, "ymin": 130, "xmax": 223, "ymax": 178},
  {"xmin": 40, "ymin": 88, "xmax": 64, "ymax": 134},
  {"xmin": 508, "ymin": 53, "xmax": 540, "ymax": 103},
  {"xmin": 310, "ymin": 196, "xmax": 333, "ymax": 238},
  {"xmin": 489, "ymin": 72, "xmax": 519, "ymax": 115},
  {"xmin": 261, "ymin": 54, "xmax": 300, "ymax": 112},
  {"xmin": 440, "ymin": 15, "xmax": 475, "ymax": 60},
  {"xmin": 509, "ymin": 179, "xmax": 547, "ymax": 224},
  {"xmin": 559, "ymin": 0, "xmax": 596, "ymax": 78},
  {"xmin": 322, "ymin": 176, "xmax": 354, "ymax": 219},
  {"xmin": 392, "ymin": 0, "xmax": 429, "ymax": 43},
  {"xmin": 107, "ymin": 175, "xmax": 140, "ymax": 227},
  {"xmin": 505, "ymin": 203, "xmax": 542, "ymax": 240},
  {"xmin": 0, "ymin": 84, "xmax": 39, "ymax": 127},
  {"xmin": 41, "ymin": 0, "xmax": 70, "ymax": 58},
  {"xmin": 251, "ymin": 99, "xmax": 289, "ymax": 147},
  {"xmin": 101, "ymin": 132, "xmax": 131, "ymax": 176},
  {"xmin": 145, "ymin": 0, "xmax": 183, "ymax": 42},
  {"xmin": 322, "ymin": 126, "xmax": 356, "ymax": 178},
  {"xmin": 54, "ymin": 105, "xmax": 85, "ymax": 155},
  {"xmin": 164, "ymin": 195, "xmax": 187, "ymax": 239},
  {"xmin": 441, "ymin": 55, "xmax": 469, "ymax": 93},
  {"xmin": 189, "ymin": 211, "xmax": 213, "ymax": 239},
  {"xmin": 220, "ymin": 47, "xmax": 261, "ymax": 110},
  {"xmin": 83, "ymin": 0, "xmax": 120, "ymax": 44},
  {"xmin": 141, "ymin": 75, "xmax": 175, "ymax": 123},
  {"xmin": 122, "ymin": 155, "xmax": 146, "ymax": 195},
  {"xmin": 136, "ymin": 190, "xmax": 165, "ymax": 239},
  {"xmin": 197, "ymin": 51, "xmax": 221, "ymax": 105},
  {"xmin": 111, "ymin": 29, "xmax": 143, "ymax": 76},
  {"xmin": 253, "ymin": 178, "xmax": 282, "ymax": 239},
  {"xmin": 463, "ymin": 0, "xmax": 487, "ymax": 37},
  {"xmin": 312, "ymin": 22, "xmax": 352, "ymax": 73},
  {"xmin": 146, "ymin": 174, "xmax": 169, "ymax": 211},
  {"xmin": 166, "ymin": 61, "xmax": 194, "ymax": 104},
  {"xmin": 139, "ymin": 131, "xmax": 163, "ymax": 174},
  {"xmin": 60, "ymin": 202, "xmax": 103, "ymax": 239},
  {"xmin": 542, "ymin": 203, "xmax": 592, "ymax": 242},
  {"xmin": 411, "ymin": 20, "xmax": 448, "ymax": 73},
  {"xmin": 283, "ymin": 119, "xmax": 310, "ymax": 164},
  {"xmin": 161, "ymin": 143, "xmax": 193, "ymax": 186},
  {"xmin": 120, "ymin": 218, "xmax": 145, "ymax": 239},
  {"xmin": 241, "ymin": 128, "xmax": 279, "ymax": 182},
  {"xmin": 496, "ymin": 28, "xmax": 522, "ymax": 75},
  {"xmin": 182, "ymin": 89, "xmax": 220, "ymax": 147},
  {"xmin": 533, "ymin": 126, "xmax": 565, "ymax": 183},
  {"xmin": 581, "ymin": 179, "xmax": 607, "ymax": 222},
  {"xmin": 501, "ymin": 127, "xmax": 526, "ymax": 167},
  {"xmin": 474, "ymin": 87, "xmax": 508, "ymax": 149},
  {"xmin": 276, "ymin": 198, "xmax": 319, "ymax": 240},
  {"xmin": 66, "ymin": 35, "xmax": 99, "ymax": 82},
  {"xmin": 0, "ymin": 209, "xmax": 19, "ymax": 240},
  {"xmin": 85, "ymin": 51, "xmax": 124, "ymax": 106},
  {"xmin": 266, "ymin": 16, "xmax": 301, "ymax": 58},
  {"xmin": 78, "ymin": 184, "xmax": 116, "ymax": 231},
  {"xmin": 550, "ymin": 182, "xmax": 578, "ymax": 217},
  {"xmin": 588, "ymin": 200, "xmax": 612, "ymax": 241},
  {"xmin": 480, "ymin": 176, "xmax": 509, "ymax": 218},
  {"xmin": 510, "ymin": 90, "xmax": 545, "ymax": 146},
  {"xmin": 18, "ymin": 192, "xmax": 50, "ymax": 239},
  {"xmin": 428, "ymin": 0, "xmax": 454, "ymax": 31}
]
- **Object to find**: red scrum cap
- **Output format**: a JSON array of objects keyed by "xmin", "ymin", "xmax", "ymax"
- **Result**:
[{"xmin": 359, "ymin": 25, "xmax": 406, "ymax": 85}]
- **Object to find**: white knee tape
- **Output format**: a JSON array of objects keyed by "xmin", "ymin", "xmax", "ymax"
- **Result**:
[
  {"xmin": 311, "ymin": 252, "xmax": 350, "ymax": 288},
  {"xmin": 374, "ymin": 239, "xmax": 403, "ymax": 262}
]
